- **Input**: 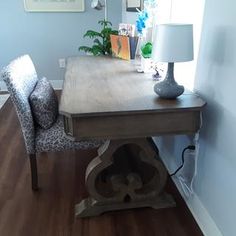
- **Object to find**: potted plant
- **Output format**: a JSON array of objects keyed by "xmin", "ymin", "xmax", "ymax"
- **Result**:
[{"xmin": 79, "ymin": 20, "xmax": 118, "ymax": 56}]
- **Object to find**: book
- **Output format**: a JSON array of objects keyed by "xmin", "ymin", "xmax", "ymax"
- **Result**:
[{"xmin": 110, "ymin": 35, "xmax": 130, "ymax": 60}]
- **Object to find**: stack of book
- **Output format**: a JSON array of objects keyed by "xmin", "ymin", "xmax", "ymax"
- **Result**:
[{"xmin": 110, "ymin": 23, "xmax": 139, "ymax": 60}]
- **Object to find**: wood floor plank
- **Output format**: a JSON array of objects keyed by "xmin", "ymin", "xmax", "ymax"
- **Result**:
[{"xmin": 0, "ymin": 97, "xmax": 203, "ymax": 236}]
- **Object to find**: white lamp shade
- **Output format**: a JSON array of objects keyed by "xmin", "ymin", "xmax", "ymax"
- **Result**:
[{"xmin": 152, "ymin": 24, "xmax": 194, "ymax": 63}]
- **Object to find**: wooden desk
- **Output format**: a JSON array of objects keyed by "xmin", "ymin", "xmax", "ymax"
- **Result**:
[{"xmin": 59, "ymin": 56, "xmax": 206, "ymax": 217}]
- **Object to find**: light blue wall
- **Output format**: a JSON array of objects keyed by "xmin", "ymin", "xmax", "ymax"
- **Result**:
[
  {"xmin": 0, "ymin": 1, "xmax": 122, "ymax": 80},
  {"xmin": 155, "ymin": 0, "xmax": 236, "ymax": 235},
  {"xmin": 194, "ymin": 0, "xmax": 236, "ymax": 234},
  {"xmin": 121, "ymin": 0, "xmax": 137, "ymax": 24}
]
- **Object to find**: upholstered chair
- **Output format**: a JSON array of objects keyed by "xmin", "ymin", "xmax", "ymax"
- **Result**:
[{"xmin": 1, "ymin": 55, "xmax": 104, "ymax": 190}]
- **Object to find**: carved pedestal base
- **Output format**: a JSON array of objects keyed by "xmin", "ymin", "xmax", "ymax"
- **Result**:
[{"xmin": 75, "ymin": 138, "xmax": 176, "ymax": 217}]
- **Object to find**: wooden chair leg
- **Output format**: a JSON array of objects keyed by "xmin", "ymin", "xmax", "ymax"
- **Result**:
[{"xmin": 29, "ymin": 154, "xmax": 39, "ymax": 191}]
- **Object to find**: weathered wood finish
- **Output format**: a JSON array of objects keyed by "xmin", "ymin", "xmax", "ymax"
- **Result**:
[
  {"xmin": 59, "ymin": 56, "xmax": 206, "ymax": 217},
  {"xmin": 0, "ymin": 97, "xmax": 203, "ymax": 236},
  {"xmin": 59, "ymin": 56, "xmax": 205, "ymax": 117},
  {"xmin": 76, "ymin": 138, "xmax": 176, "ymax": 217},
  {"xmin": 60, "ymin": 56, "xmax": 205, "ymax": 140},
  {"xmin": 65, "ymin": 110, "xmax": 200, "ymax": 140}
]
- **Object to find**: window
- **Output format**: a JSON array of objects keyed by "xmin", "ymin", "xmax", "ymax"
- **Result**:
[
  {"xmin": 122, "ymin": 0, "xmax": 205, "ymax": 90},
  {"xmin": 155, "ymin": 0, "xmax": 206, "ymax": 90}
]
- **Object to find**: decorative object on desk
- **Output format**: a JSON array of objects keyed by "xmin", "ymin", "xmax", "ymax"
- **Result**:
[
  {"xmin": 140, "ymin": 56, "xmax": 152, "ymax": 72},
  {"xmin": 135, "ymin": 6, "xmax": 148, "ymax": 56},
  {"xmin": 118, "ymin": 23, "xmax": 135, "ymax": 37},
  {"xmin": 126, "ymin": 0, "xmax": 143, "ymax": 12},
  {"xmin": 136, "ymin": 9, "xmax": 149, "ymax": 36},
  {"xmin": 134, "ymin": 0, "xmax": 158, "ymax": 61},
  {"xmin": 118, "ymin": 23, "xmax": 138, "ymax": 60},
  {"xmin": 135, "ymin": 0, "xmax": 157, "ymax": 60},
  {"xmin": 139, "ymin": 42, "xmax": 152, "ymax": 72},
  {"xmin": 129, "ymin": 36, "xmax": 139, "ymax": 59},
  {"xmin": 24, "ymin": 0, "xmax": 85, "ymax": 12},
  {"xmin": 152, "ymin": 24, "xmax": 193, "ymax": 99},
  {"xmin": 141, "ymin": 42, "xmax": 152, "ymax": 58},
  {"xmin": 152, "ymin": 63, "xmax": 164, "ymax": 81},
  {"xmin": 91, "ymin": 0, "xmax": 108, "ymax": 21},
  {"xmin": 136, "ymin": 0, "xmax": 157, "ymax": 39},
  {"xmin": 110, "ymin": 35, "xmax": 130, "ymax": 60},
  {"xmin": 79, "ymin": 20, "xmax": 118, "ymax": 56}
]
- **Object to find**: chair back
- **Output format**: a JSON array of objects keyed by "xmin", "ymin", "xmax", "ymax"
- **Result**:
[{"xmin": 1, "ymin": 55, "xmax": 38, "ymax": 154}]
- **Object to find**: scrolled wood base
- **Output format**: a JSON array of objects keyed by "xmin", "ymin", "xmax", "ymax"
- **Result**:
[
  {"xmin": 75, "ymin": 193, "xmax": 175, "ymax": 218},
  {"xmin": 75, "ymin": 138, "xmax": 176, "ymax": 218}
]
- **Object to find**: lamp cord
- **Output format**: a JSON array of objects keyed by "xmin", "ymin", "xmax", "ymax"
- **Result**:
[{"xmin": 170, "ymin": 145, "xmax": 195, "ymax": 177}]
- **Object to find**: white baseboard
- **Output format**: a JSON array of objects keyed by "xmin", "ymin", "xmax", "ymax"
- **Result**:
[
  {"xmin": 171, "ymin": 176, "xmax": 223, "ymax": 236},
  {"xmin": 154, "ymin": 140, "xmax": 223, "ymax": 236},
  {"xmin": 0, "ymin": 80, "xmax": 63, "ymax": 92}
]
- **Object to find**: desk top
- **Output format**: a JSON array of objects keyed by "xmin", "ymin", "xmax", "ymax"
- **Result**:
[{"xmin": 59, "ymin": 56, "xmax": 205, "ymax": 117}]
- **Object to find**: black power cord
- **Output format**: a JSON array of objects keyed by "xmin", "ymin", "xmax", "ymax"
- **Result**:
[{"xmin": 170, "ymin": 145, "xmax": 196, "ymax": 177}]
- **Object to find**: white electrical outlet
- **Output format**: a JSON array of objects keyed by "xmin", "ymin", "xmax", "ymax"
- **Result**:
[
  {"xmin": 177, "ymin": 133, "xmax": 201, "ymax": 198},
  {"xmin": 59, "ymin": 58, "xmax": 66, "ymax": 68}
]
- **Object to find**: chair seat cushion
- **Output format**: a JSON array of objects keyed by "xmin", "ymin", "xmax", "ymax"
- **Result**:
[
  {"xmin": 35, "ymin": 115, "xmax": 104, "ymax": 153},
  {"xmin": 30, "ymin": 77, "xmax": 58, "ymax": 129}
]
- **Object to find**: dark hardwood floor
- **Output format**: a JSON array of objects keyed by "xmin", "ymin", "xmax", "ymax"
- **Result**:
[{"xmin": 0, "ymin": 97, "xmax": 203, "ymax": 236}]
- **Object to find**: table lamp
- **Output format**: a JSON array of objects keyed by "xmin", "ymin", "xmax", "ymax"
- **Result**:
[{"xmin": 152, "ymin": 24, "xmax": 193, "ymax": 99}]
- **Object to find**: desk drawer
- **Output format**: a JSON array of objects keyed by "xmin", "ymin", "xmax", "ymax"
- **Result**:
[{"xmin": 63, "ymin": 110, "xmax": 201, "ymax": 140}]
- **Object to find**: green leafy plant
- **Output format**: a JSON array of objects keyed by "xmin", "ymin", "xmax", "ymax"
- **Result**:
[{"xmin": 79, "ymin": 20, "xmax": 118, "ymax": 56}]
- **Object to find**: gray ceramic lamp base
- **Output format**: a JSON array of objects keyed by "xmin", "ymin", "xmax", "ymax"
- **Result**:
[{"xmin": 154, "ymin": 63, "xmax": 184, "ymax": 99}]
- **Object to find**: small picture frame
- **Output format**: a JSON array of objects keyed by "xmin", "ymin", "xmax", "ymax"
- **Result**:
[
  {"xmin": 126, "ymin": 0, "xmax": 143, "ymax": 12},
  {"xmin": 110, "ymin": 35, "xmax": 131, "ymax": 61}
]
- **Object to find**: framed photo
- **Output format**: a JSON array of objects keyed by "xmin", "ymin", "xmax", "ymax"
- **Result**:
[
  {"xmin": 126, "ymin": 0, "xmax": 143, "ymax": 12},
  {"xmin": 24, "ymin": 0, "xmax": 85, "ymax": 12},
  {"xmin": 110, "ymin": 35, "xmax": 130, "ymax": 61}
]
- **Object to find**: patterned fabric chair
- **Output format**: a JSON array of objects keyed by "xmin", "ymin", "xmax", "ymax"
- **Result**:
[{"xmin": 1, "ymin": 55, "xmax": 104, "ymax": 190}]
